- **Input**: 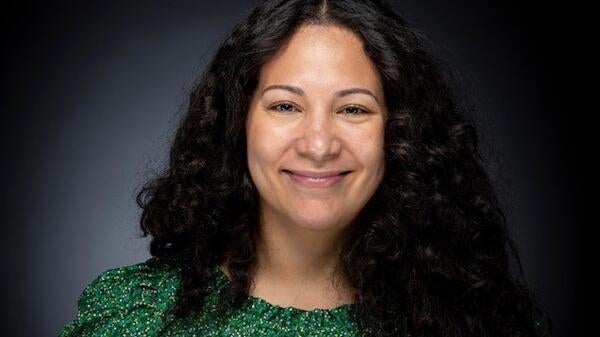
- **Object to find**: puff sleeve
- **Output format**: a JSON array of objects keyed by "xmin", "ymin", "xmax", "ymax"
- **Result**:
[{"xmin": 58, "ymin": 259, "xmax": 182, "ymax": 337}]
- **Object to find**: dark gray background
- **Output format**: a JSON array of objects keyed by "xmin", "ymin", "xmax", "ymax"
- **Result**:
[{"xmin": 1, "ymin": 1, "xmax": 581, "ymax": 336}]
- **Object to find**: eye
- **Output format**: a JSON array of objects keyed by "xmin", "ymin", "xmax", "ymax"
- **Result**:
[
  {"xmin": 269, "ymin": 102, "xmax": 300, "ymax": 113},
  {"xmin": 340, "ymin": 105, "xmax": 370, "ymax": 117}
]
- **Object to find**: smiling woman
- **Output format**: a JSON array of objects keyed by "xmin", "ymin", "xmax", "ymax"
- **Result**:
[
  {"xmin": 59, "ymin": 0, "xmax": 552, "ymax": 336},
  {"xmin": 245, "ymin": 24, "xmax": 386, "ymax": 248},
  {"xmin": 243, "ymin": 25, "xmax": 387, "ymax": 311}
]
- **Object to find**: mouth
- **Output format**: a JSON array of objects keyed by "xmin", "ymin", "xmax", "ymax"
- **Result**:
[{"xmin": 282, "ymin": 170, "xmax": 352, "ymax": 188}]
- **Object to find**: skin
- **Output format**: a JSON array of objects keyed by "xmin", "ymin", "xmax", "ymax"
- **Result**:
[{"xmin": 227, "ymin": 24, "xmax": 387, "ymax": 310}]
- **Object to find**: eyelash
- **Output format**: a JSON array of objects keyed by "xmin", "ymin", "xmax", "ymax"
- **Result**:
[{"xmin": 268, "ymin": 103, "xmax": 370, "ymax": 116}]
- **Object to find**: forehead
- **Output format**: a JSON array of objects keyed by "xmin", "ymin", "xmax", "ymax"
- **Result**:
[{"xmin": 257, "ymin": 24, "xmax": 383, "ymax": 94}]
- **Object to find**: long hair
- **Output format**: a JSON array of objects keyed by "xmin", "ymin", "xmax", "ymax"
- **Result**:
[{"xmin": 136, "ymin": 0, "xmax": 552, "ymax": 336}]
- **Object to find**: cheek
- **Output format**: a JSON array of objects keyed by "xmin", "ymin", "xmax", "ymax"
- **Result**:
[
  {"xmin": 350, "ymin": 125, "xmax": 385, "ymax": 168},
  {"xmin": 246, "ymin": 121, "xmax": 281, "ymax": 175},
  {"xmin": 363, "ymin": 145, "xmax": 385, "ymax": 176},
  {"xmin": 247, "ymin": 143, "xmax": 273, "ymax": 174}
]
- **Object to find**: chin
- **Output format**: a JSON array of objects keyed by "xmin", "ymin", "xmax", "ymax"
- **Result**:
[{"xmin": 290, "ymin": 213, "xmax": 348, "ymax": 232}]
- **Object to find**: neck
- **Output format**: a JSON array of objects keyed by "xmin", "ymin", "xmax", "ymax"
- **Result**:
[
  {"xmin": 254, "ymin": 205, "xmax": 352, "ymax": 290},
  {"xmin": 219, "ymin": 205, "xmax": 357, "ymax": 308}
]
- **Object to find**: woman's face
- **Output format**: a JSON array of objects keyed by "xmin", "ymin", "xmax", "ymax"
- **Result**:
[{"xmin": 246, "ymin": 24, "xmax": 386, "ymax": 233}]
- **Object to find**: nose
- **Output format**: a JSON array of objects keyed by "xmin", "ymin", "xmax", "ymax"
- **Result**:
[{"xmin": 294, "ymin": 109, "xmax": 342, "ymax": 162}]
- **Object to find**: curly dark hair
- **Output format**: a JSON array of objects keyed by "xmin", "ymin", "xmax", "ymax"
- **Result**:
[{"xmin": 135, "ymin": 0, "xmax": 553, "ymax": 336}]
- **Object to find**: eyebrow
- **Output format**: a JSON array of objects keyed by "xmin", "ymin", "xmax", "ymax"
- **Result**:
[{"xmin": 261, "ymin": 84, "xmax": 380, "ymax": 104}]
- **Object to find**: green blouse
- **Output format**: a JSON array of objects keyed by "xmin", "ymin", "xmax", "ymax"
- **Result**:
[{"xmin": 59, "ymin": 258, "xmax": 365, "ymax": 337}]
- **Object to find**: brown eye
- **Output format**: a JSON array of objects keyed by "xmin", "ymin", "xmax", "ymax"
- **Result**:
[
  {"xmin": 342, "ymin": 105, "xmax": 369, "ymax": 116},
  {"xmin": 270, "ymin": 103, "xmax": 298, "ymax": 113}
]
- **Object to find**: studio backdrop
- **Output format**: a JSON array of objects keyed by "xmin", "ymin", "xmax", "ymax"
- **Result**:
[{"xmin": 1, "ymin": 1, "xmax": 579, "ymax": 337}]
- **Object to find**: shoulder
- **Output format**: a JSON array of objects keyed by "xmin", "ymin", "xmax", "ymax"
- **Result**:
[
  {"xmin": 82, "ymin": 257, "xmax": 182, "ymax": 297},
  {"xmin": 59, "ymin": 257, "xmax": 183, "ymax": 337}
]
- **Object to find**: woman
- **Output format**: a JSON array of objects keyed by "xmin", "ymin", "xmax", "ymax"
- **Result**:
[{"xmin": 59, "ymin": 0, "xmax": 552, "ymax": 336}]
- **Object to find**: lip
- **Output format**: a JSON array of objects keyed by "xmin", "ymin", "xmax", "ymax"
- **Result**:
[
  {"xmin": 285, "ymin": 169, "xmax": 350, "ymax": 178},
  {"xmin": 282, "ymin": 169, "xmax": 351, "ymax": 188}
]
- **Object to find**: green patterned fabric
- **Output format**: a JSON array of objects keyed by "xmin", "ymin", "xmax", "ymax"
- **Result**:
[{"xmin": 59, "ymin": 258, "xmax": 366, "ymax": 337}]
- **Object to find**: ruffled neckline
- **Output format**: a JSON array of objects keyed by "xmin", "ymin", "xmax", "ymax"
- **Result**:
[{"xmin": 212, "ymin": 264, "xmax": 356, "ymax": 317}]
